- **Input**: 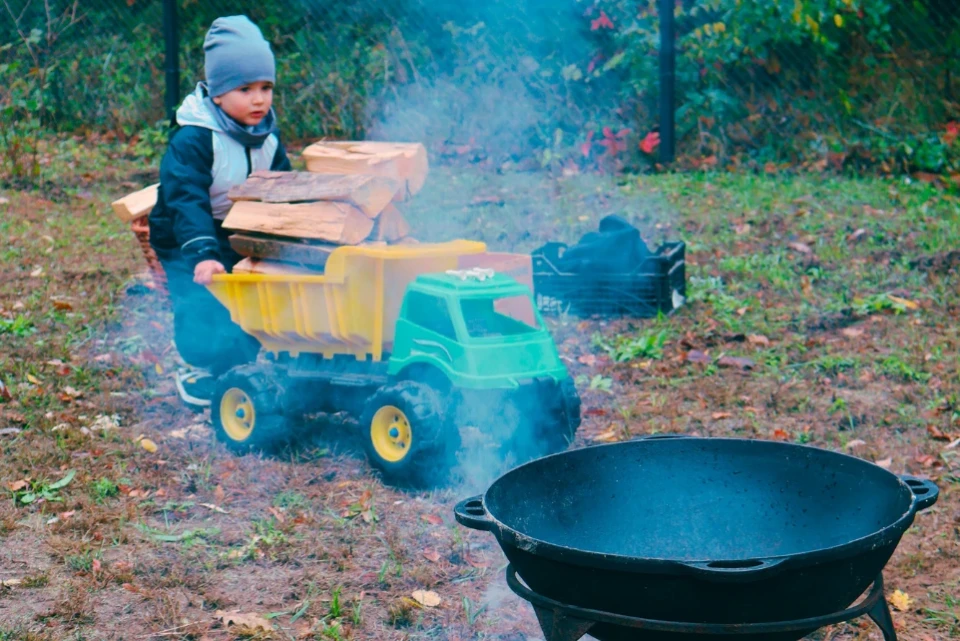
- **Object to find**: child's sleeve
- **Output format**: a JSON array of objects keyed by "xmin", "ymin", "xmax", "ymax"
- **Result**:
[
  {"xmin": 159, "ymin": 126, "xmax": 222, "ymax": 267},
  {"xmin": 271, "ymin": 137, "xmax": 293, "ymax": 171}
]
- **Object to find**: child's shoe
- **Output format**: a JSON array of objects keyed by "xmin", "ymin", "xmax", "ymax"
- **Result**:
[{"xmin": 175, "ymin": 369, "xmax": 217, "ymax": 411}]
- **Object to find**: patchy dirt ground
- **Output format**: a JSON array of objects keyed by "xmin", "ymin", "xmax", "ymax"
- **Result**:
[{"xmin": 0, "ymin": 139, "xmax": 958, "ymax": 641}]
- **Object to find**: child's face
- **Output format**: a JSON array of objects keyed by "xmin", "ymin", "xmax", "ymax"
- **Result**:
[{"xmin": 213, "ymin": 81, "xmax": 274, "ymax": 127}]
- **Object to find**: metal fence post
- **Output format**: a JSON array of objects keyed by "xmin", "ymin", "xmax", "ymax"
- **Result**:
[
  {"xmin": 658, "ymin": 0, "xmax": 675, "ymax": 164},
  {"xmin": 163, "ymin": 0, "xmax": 180, "ymax": 122}
]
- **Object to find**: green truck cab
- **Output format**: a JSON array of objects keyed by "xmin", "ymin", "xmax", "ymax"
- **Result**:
[{"xmin": 206, "ymin": 242, "xmax": 580, "ymax": 487}]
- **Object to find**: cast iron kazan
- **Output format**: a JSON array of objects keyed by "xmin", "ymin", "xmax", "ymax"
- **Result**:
[{"xmin": 454, "ymin": 435, "xmax": 938, "ymax": 634}]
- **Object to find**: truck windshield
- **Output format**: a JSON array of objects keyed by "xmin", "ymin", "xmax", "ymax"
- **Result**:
[{"xmin": 460, "ymin": 295, "xmax": 541, "ymax": 338}]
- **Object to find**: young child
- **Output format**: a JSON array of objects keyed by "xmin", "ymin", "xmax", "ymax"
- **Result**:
[{"xmin": 148, "ymin": 15, "xmax": 291, "ymax": 409}]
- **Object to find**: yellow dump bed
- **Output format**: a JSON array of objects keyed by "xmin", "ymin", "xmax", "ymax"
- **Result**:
[{"xmin": 206, "ymin": 240, "xmax": 487, "ymax": 360}]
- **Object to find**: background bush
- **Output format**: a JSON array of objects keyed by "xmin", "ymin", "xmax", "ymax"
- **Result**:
[{"xmin": 2, "ymin": 0, "xmax": 959, "ymax": 182}]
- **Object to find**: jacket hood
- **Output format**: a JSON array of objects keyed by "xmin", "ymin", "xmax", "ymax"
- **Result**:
[{"xmin": 175, "ymin": 83, "xmax": 222, "ymax": 132}]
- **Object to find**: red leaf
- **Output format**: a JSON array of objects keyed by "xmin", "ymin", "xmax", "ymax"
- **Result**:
[
  {"xmin": 422, "ymin": 548, "xmax": 441, "ymax": 563},
  {"xmin": 0, "ymin": 379, "xmax": 11, "ymax": 402},
  {"xmin": 591, "ymin": 10, "xmax": 614, "ymax": 30},
  {"xmin": 927, "ymin": 425, "xmax": 950, "ymax": 441},
  {"xmin": 421, "ymin": 514, "xmax": 443, "ymax": 526},
  {"xmin": 584, "ymin": 408, "xmax": 608, "ymax": 417},
  {"xmin": 772, "ymin": 428, "xmax": 790, "ymax": 441},
  {"xmin": 640, "ymin": 132, "xmax": 661, "ymax": 155}
]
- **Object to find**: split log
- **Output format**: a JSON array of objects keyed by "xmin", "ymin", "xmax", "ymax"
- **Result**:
[
  {"xmin": 227, "ymin": 170, "xmax": 401, "ymax": 218},
  {"xmin": 232, "ymin": 257, "xmax": 324, "ymax": 275},
  {"xmin": 223, "ymin": 201, "xmax": 373, "ymax": 245},
  {"xmin": 369, "ymin": 204, "xmax": 412, "ymax": 244},
  {"xmin": 229, "ymin": 234, "xmax": 337, "ymax": 268},
  {"xmin": 111, "ymin": 184, "xmax": 158, "ymax": 222},
  {"xmin": 301, "ymin": 141, "xmax": 428, "ymax": 201}
]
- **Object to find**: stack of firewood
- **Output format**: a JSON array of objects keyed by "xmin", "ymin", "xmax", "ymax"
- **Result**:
[
  {"xmin": 227, "ymin": 141, "xmax": 426, "ymax": 274},
  {"xmin": 110, "ymin": 141, "xmax": 428, "ymax": 277}
]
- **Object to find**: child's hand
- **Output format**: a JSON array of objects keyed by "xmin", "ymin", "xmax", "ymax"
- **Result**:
[{"xmin": 194, "ymin": 260, "xmax": 226, "ymax": 285}]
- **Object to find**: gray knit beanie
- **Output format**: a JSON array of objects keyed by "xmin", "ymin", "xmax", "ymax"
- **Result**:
[{"xmin": 203, "ymin": 16, "xmax": 276, "ymax": 98}]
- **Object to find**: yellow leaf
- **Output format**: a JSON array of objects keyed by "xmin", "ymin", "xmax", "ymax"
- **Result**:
[
  {"xmin": 411, "ymin": 590, "xmax": 442, "ymax": 608},
  {"xmin": 713, "ymin": 22, "xmax": 726, "ymax": 33},
  {"xmin": 834, "ymin": 13, "xmax": 843, "ymax": 27},
  {"xmin": 214, "ymin": 610, "xmax": 273, "ymax": 630},
  {"xmin": 887, "ymin": 294, "xmax": 919, "ymax": 310},
  {"xmin": 155, "ymin": 363, "xmax": 164, "ymax": 375},
  {"xmin": 890, "ymin": 589, "xmax": 912, "ymax": 612},
  {"xmin": 26, "ymin": 374, "xmax": 41, "ymax": 385},
  {"xmin": 140, "ymin": 438, "xmax": 158, "ymax": 453},
  {"xmin": 805, "ymin": 14, "xmax": 819, "ymax": 34}
]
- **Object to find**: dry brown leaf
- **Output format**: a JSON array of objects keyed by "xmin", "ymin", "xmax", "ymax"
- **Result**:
[
  {"xmin": 214, "ymin": 484, "xmax": 226, "ymax": 504},
  {"xmin": 215, "ymin": 610, "xmax": 273, "ymax": 630},
  {"xmin": 875, "ymin": 457, "xmax": 892, "ymax": 469},
  {"xmin": 411, "ymin": 590, "xmax": 441, "ymax": 608},
  {"xmin": 422, "ymin": 548, "xmax": 441, "ymax": 563},
  {"xmin": 593, "ymin": 426, "xmax": 620, "ymax": 443},
  {"xmin": 577, "ymin": 354, "xmax": 597, "ymax": 367},
  {"xmin": 845, "ymin": 439, "xmax": 867, "ymax": 449},
  {"xmin": 788, "ymin": 241, "xmax": 813, "ymax": 254},
  {"xmin": 711, "ymin": 412, "xmax": 732, "ymax": 420},
  {"xmin": 927, "ymin": 425, "xmax": 950, "ymax": 441},
  {"xmin": 0, "ymin": 379, "xmax": 11, "ymax": 402},
  {"xmin": 1, "ymin": 579, "xmax": 22, "ymax": 588},
  {"xmin": 890, "ymin": 590, "xmax": 912, "ymax": 612},
  {"xmin": 914, "ymin": 454, "xmax": 941, "ymax": 468},
  {"xmin": 30, "ymin": 267, "xmax": 43, "ymax": 278},
  {"xmin": 421, "ymin": 514, "xmax": 443, "ymax": 526},
  {"xmin": 199, "ymin": 503, "xmax": 229, "ymax": 514},
  {"xmin": 52, "ymin": 300, "xmax": 73, "ymax": 311},
  {"xmin": 846, "ymin": 228, "xmax": 867, "ymax": 243},
  {"xmin": 747, "ymin": 335, "xmax": 770, "ymax": 346},
  {"xmin": 841, "ymin": 327, "xmax": 864, "ymax": 338},
  {"xmin": 717, "ymin": 356, "xmax": 755, "ymax": 371},
  {"xmin": 7, "ymin": 480, "xmax": 28, "ymax": 492}
]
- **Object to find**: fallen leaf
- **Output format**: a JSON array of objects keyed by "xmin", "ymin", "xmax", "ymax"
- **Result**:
[
  {"xmin": 577, "ymin": 354, "xmax": 597, "ymax": 367},
  {"xmin": 62, "ymin": 386, "xmax": 82, "ymax": 399},
  {"xmin": 154, "ymin": 363, "xmax": 164, "ymax": 375},
  {"xmin": 30, "ymin": 267, "xmax": 43, "ymax": 278},
  {"xmin": 0, "ymin": 379, "xmax": 11, "ymax": 402},
  {"xmin": 888, "ymin": 294, "xmax": 919, "ymax": 310},
  {"xmin": 0, "ymin": 427, "xmax": 21, "ymax": 436},
  {"xmin": 52, "ymin": 300, "xmax": 73, "ymax": 311},
  {"xmin": 593, "ymin": 426, "xmax": 620, "ymax": 443},
  {"xmin": 7, "ymin": 480, "xmax": 28, "ymax": 492},
  {"xmin": 422, "ymin": 548, "xmax": 441, "ymax": 563},
  {"xmin": 140, "ymin": 438, "xmax": 158, "ymax": 453},
  {"xmin": 772, "ymin": 428, "xmax": 790, "ymax": 440},
  {"xmin": 927, "ymin": 425, "xmax": 950, "ymax": 441},
  {"xmin": 685, "ymin": 350, "xmax": 712, "ymax": 364},
  {"xmin": 214, "ymin": 484, "xmax": 225, "ymax": 504},
  {"xmin": 199, "ymin": 503, "xmax": 229, "ymax": 514},
  {"xmin": 421, "ymin": 514, "xmax": 443, "ymax": 526},
  {"xmin": 0, "ymin": 197, "xmax": 9, "ymax": 205},
  {"xmin": 26, "ymin": 374, "xmax": 41, "ymax": 385},
  {"xmin": 411, "ymin": 590, "xmax": 442, "ymax": 608},
  {"xmin": 914, "ymin": 454, "xmax": 941, "ymax": 468},
  {"xmin": 890, "ymin": 590, "xmax": 912, "ymax": 612},
  {"xmin": 711, "ymin": 412, "xmax": 732, "ymax": 420},
  {"xmin": 583, "ymin": 408, "xmax": 608, "ymax": 417},
  {"xmin": 747, "ymin": 335, "xmax": 770, "ymax": 346},
  {"xmin": 845, "ymin": 439, "xmax": 867, "ymax": 449},
  {"xmin": 717, "ymin": 356, "xmax": 755, "ymax": 371},
  {"xmin": 875, "ymin": 457, "xmax": 892, "ymax": 469},
  {"xmin": 268, "ymin": 506, "xmax": 286, "ymax": 524},
  {"xmin": 847, "ymin": 228, "xmax": 867, "ymax": 243},
  {"xmin": 215, "ymin": 610, "xmax": 273, "ymax": 630},
  {"xmin": 841, "ymin": 327, "xmax": 864, "ymax": 338},
  {"xmin": 788, "ymin": 241, "xmax": 813, "ymax": 254},
  {"xmin": 1, "ymin": 579, "xmax": 22, "ymax": 588},
  {"xmin": 92, "ymin": 559, "xmax": 102, "ymax": 573}
]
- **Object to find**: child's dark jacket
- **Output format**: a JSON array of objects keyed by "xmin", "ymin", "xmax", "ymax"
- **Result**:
[{"xmin": 148, "ymin": 84, "xmax": 291, "ymax": 268}]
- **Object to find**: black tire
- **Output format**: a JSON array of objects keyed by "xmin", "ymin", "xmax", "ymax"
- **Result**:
[
  {"xmin": 211, "ymin": 364, "xmax": 289, "ymax": 455},
  {"xmin": 359, "ymin": 381, "xmax": 459, "ymax": 488}
]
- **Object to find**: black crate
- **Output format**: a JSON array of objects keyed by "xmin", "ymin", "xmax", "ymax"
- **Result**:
[{"xmin": 531, "ymin": 241, "xmax": 686, "ymax": 318}]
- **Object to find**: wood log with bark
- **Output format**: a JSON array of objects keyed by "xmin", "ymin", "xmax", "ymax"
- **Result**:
[{"xmin": 227, "ymin": 170, "xmax": 401, "ymax": 218}]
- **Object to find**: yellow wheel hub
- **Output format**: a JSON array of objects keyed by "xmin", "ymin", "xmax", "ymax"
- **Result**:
[
  {"xmin": 371, "ymin": 405, "xmax": 412, "ymax": 463},
  {"xmin": 220, "ymin": 387, "xmax": 255, "ymax": 442}
]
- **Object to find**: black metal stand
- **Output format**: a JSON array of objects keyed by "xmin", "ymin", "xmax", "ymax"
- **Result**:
[{"xmin": 505, "ymin": 565, "xmax": 897, "ymax": 641}]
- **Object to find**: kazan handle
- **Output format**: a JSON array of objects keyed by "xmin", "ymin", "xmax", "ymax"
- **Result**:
[{"xmin": 454, "ymin": 496, "xmax": 495, "ymax": 531}]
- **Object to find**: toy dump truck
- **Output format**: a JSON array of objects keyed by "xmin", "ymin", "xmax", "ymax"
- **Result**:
[{"xmin": 205, "ymin": 240, "xmax": 581, "ymax": 486}]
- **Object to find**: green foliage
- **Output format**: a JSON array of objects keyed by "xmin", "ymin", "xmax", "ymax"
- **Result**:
[
  {"xmin": 0, "ymin": 316, "xmax": 36, "ymax": 337},
  {"xmin": 593, "ymin": 328, "xmax": 670, "ymax": 362}
]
